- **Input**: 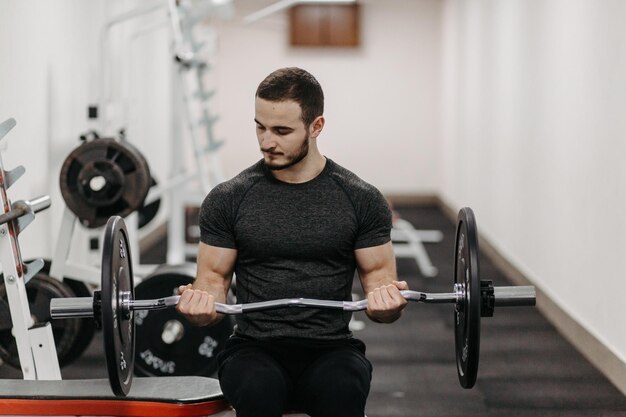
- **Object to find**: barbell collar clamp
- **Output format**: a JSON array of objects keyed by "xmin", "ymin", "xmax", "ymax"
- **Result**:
[{"xmin": 50, "ymin": 297, "xmax": 95, "ymax": 319}]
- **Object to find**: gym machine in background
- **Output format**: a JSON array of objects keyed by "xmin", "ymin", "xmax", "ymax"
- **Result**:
[
  {"xmin": 30, "ymin": 128, "xmax": 234, "ymax": 377},
  {"xmin": 15, "ymin": 0, "xmax": 236, "ymax": 375},
  {"xmin": 391, "ymin": 212, "xmax": 443, "ymax": 278},
  {"xmin": 0, "ymin": 0, "xmax": 236, "ymax": 373},
  {"xmin": 53, "ymin": 0, "xmax": 230, "ymax": 279},
  {"xmin": 94, "ymin": 0, "xmax": 231, "ymax": 267}
]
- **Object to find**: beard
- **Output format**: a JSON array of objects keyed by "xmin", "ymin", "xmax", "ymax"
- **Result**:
[{"xmin": 263, "ymin": 133, "xmax": 310, "ymax": 171}]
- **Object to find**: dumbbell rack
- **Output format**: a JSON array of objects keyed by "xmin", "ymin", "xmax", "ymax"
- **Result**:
[{"xmin": 0, "ymin": 118, "xmax": 60, "ymax": 380}]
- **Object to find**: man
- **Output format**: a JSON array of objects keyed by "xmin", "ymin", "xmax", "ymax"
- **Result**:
[{"xmin": 177, "ymin": 67, "xmax": 408, "ymax": 417}]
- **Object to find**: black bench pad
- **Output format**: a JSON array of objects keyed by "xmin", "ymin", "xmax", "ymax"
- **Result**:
[{"xmin": 0, "ymin": 376, "xmax": 224, "ymax": 404}]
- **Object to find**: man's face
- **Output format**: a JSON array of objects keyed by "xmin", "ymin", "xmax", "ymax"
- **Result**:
[{"xmin": 255, "ymin": 97, "xmax": 310, "ymax": 171}]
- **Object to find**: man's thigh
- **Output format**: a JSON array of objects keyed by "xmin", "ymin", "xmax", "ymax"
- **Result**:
[
  {"xmin": 218, "ymin": 341, "xmax": 293, "ymax": 415},
  {"xmin": 295, "ymin": 347, "xmax": 372, "ymax": 417}
]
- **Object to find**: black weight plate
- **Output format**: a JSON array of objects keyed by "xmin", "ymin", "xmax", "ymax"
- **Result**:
[
  {"xmin": 137, "ymin": 177, "xmax": 160, "ymax": 229},
  {"xmin": 59, "ymin": 138, "xmax": 151, "ymax": 228},
  {"xmin": 102, "ymin": 216, "xmax": 135, "ymax": 396},
  {"xmin": 0, "ymin": 274, "xmax": 81, "ymax": 368},
  {"xmin": 134, "ymin": 263, "xmax": 233, "ymax": 377},
  {"xmin": 454, "ymin": 207, "xmax": 481, "ymax": 389}
]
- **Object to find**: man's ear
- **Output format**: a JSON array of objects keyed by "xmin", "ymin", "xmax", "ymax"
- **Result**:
[{"xmin": 310, "ymin": 116, "xmax": 325, "ymax": 139}]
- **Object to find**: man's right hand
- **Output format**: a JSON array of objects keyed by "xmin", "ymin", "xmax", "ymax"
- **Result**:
[{"xmin": 176, "ymin": 284, "xmax": 222, "ymax": 327}]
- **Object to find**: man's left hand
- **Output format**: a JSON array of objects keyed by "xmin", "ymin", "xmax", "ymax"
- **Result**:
[{"xmin": 366, "ymin": 280, "xmax": 409, "ymax": 323}]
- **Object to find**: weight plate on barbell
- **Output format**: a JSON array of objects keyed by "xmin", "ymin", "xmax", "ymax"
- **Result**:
[
  {"xmin": 454, "ymin": 207, "xmax": 481, "ymax": 389},
  {"xmin": 59, "ymin": 138, "xmax": 151, "ymax": 228},
  {"xmin": 101, "ymin": 216, "xmax": 135, "ymax": 396},
  {"xmin": 134, "ymin": 263, "xmax": 233, "ymax": 378},
  {"xmin": 0, "ymin": 274, "xmax": 81, "ymax": 368}
]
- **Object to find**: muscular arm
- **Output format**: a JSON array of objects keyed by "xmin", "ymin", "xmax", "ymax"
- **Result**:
[
  {"xmin": 355, "ymin": 241, "xmax": 408, "ymax": 323},
  {"xmin": 176, "ymin": 242, "xmax": 237, "ymax": 326}
]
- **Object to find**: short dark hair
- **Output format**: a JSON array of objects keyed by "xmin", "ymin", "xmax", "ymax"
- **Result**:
[{"xmin": 256, "ymin": 67, "xmax": 324, "ymax": 127}]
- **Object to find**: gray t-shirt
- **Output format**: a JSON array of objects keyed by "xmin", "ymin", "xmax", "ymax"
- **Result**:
[{"xmin": 199, "ymin": 158, "xmax": 392, "ymax": 341}]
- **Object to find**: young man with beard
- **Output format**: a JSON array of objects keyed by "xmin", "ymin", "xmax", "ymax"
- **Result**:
[{"xmin": 176, "ymin": 67, "xmax": 408, "ymax": 417}]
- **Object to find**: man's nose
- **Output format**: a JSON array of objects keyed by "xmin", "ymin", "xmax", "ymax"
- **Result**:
[{"xmin": 260, "ymin": 131, "xmax": 276, "ymax": 150}]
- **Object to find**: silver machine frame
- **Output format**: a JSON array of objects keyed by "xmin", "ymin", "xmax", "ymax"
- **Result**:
[{"xmin": 49, "ymin": 0, "xmax": 228, "ymax": 285}]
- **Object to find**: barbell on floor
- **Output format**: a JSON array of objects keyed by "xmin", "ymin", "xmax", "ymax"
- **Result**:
[{"xmin": 49, "ymin": 208, "xmax": 536, "ymax": 397}]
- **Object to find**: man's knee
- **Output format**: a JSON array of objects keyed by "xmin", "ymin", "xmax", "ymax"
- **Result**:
[
  {"xmin": 219, "ymin": 351, "xmax": 290, "ymax": 417},
  {"xmin": 312, "ymin": 366, "xmax": 370, "ymax": 404},
  {"xmin": 298, "ymin": 350, "xmax": 371, "ymax": 417},
  {"xmin": 229, "ymin": 378, "xmax": 287, "ymax": 417}
]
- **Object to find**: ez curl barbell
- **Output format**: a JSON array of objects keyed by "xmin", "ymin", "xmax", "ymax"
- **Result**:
[{"xmin": 50, "ymin": 208, "xmax": 536, "ymax": 397}]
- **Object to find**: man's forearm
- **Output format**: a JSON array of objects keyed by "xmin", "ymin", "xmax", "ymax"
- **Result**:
[{"xmin": 192, "ymin": 273, "xmax": 231, "ymax": 303}]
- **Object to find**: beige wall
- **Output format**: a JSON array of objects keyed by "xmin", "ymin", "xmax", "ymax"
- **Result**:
[{"xmin": 210, "ymin": 0, "xmax": 444, "ymax": 193}]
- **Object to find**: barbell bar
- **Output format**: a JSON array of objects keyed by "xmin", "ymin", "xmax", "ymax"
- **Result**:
[
  {"xmin": 51, "ymin": 286, "xmax": 534, "ymax": 317},
  {"xmin": 49, "ymin": 209, "xmax": 536, "ymax": 397}
]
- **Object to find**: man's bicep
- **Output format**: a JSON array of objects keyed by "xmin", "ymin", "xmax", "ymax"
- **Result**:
[
  {"xmin": 196, "ymin": 242, "xmax": 237, "ymax": 288},
  {"xmin": 354, "ymin": 241, "xmax": 397, "ymax": 294}
]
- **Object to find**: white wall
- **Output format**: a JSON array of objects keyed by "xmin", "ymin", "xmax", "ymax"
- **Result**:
[
  {"xmin": 0, "ymin": 0, "xmax": 106, "ymax": 259},
  {"xmin": 441, "ymin": 0, "xmax": 626, "ymax": 366},
  {"xmin": 0, "ymin": 0, "xmax": 174, "ymax": 261},
  {"xmin": 210, "ymin": 0, "xmax": 443, "ymax": 193}
]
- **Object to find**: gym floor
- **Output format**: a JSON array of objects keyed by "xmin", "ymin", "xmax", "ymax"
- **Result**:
[{"xmin": 1, "ymin": 204, "xmax": 626, "ymax": 416}]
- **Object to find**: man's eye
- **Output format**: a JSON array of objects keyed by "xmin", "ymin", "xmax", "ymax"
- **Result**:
[{"xmin": 276, "ymin": 129, "xmax": 291, "ymax": 135}]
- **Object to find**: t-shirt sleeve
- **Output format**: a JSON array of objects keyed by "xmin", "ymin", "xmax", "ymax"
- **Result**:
[
  {"xmin": 198, "ymin": 184, "xmax": 237, "ymax": 249},
  {"xmin": 354, "ymin": 187, "xmax": 392, "ymax": 249}
]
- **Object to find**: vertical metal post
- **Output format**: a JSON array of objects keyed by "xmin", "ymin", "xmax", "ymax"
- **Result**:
[{"xmin": 49, "ymin": 207, "xmax": 79, "ymax": 282}]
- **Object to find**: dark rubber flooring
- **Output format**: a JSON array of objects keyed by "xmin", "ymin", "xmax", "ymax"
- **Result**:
[{"xmin": 1, "ymin": 204, "xmax": 625, "ymax": 416}]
